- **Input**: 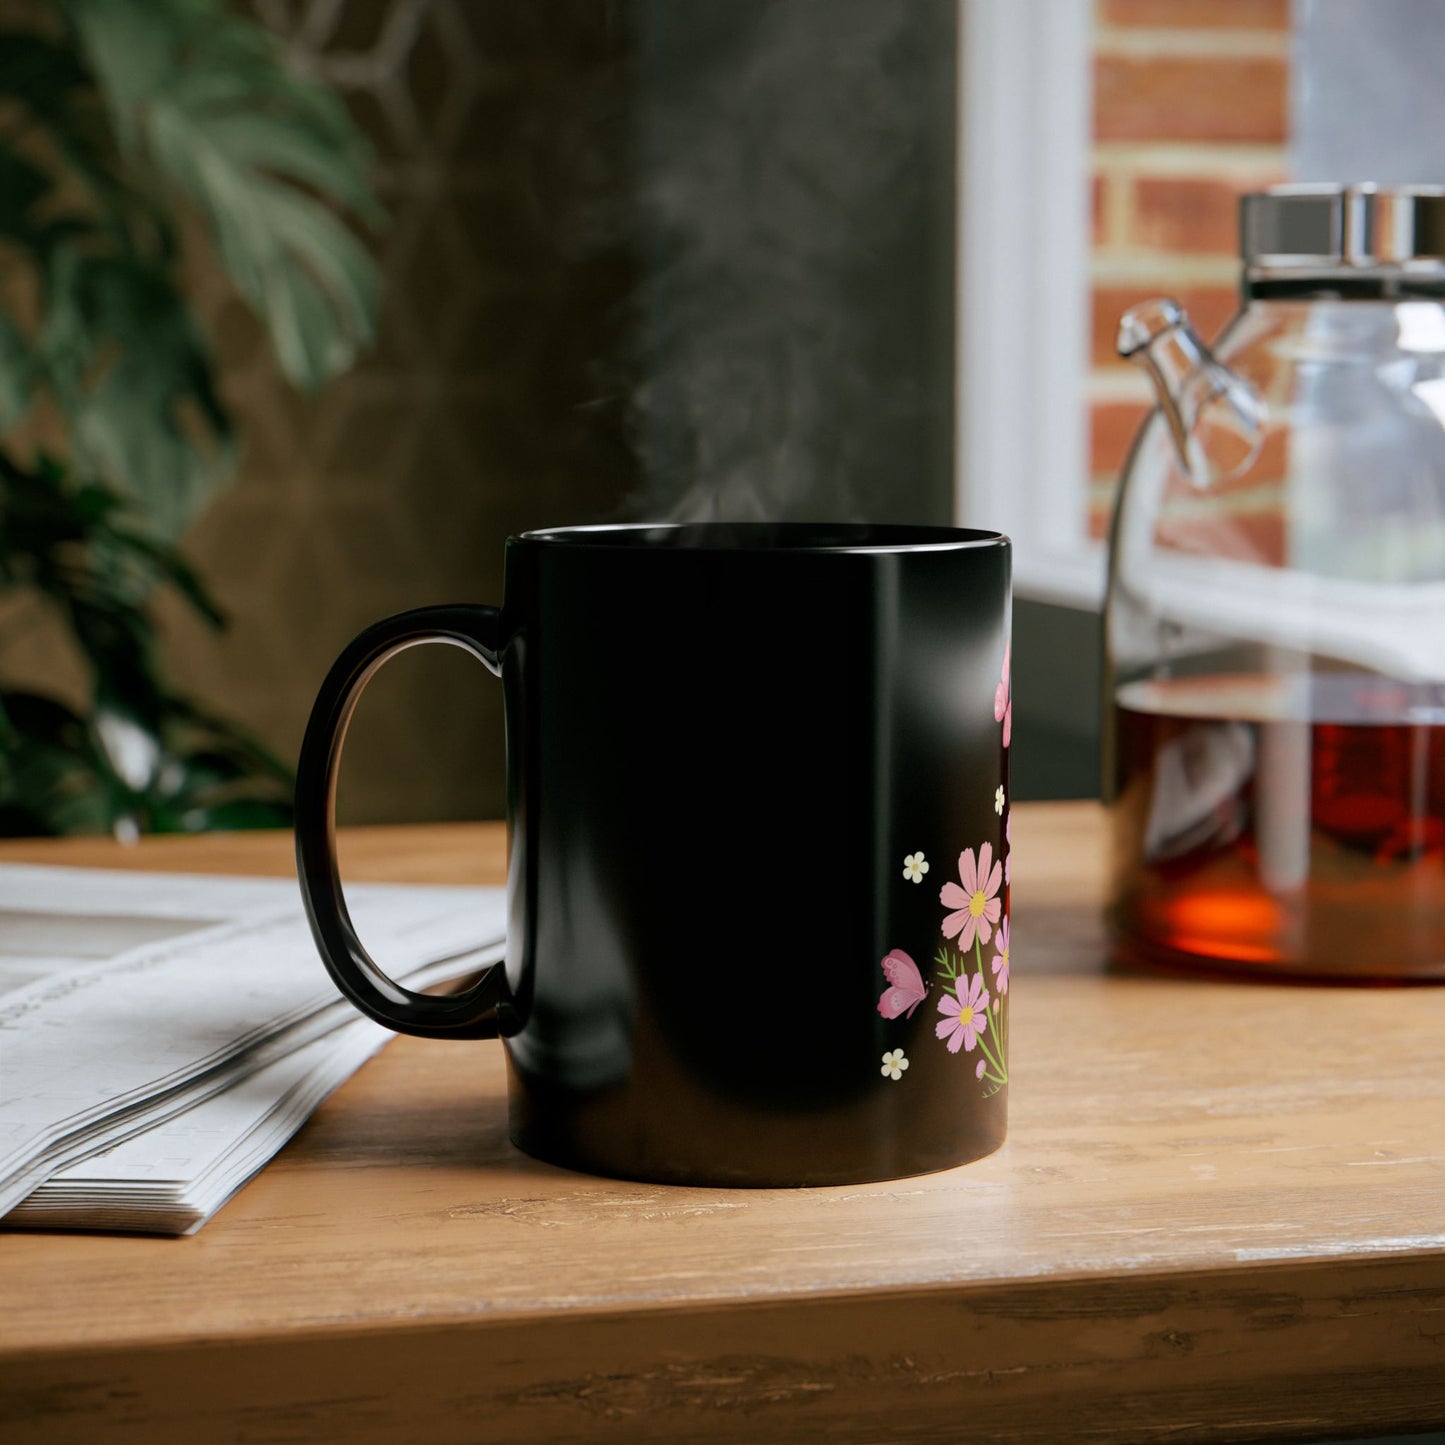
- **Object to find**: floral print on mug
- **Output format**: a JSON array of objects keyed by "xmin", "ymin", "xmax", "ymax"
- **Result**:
[
  {"xmin": 875, "ymin": 843, "xmax": 1011, "ymax": 1095},
  {"xmin": 875, "ymin": 637, "xmax": 1011, "ymax": 1096}
]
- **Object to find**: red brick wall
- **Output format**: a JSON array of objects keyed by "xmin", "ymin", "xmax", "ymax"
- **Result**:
[{"xmin": 1088, "ymin": 0, "xmax": 1290, "ymax": 539}]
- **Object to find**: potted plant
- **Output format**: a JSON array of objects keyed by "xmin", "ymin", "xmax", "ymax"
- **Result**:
[{"xmin": 0, "ymin": 0, "xmax": 379, "ymax": 835}]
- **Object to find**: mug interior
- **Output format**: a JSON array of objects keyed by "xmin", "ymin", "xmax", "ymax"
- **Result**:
[{"xmin": 518, "ymin": 522, "xmax": 1005, "ymax": 553}]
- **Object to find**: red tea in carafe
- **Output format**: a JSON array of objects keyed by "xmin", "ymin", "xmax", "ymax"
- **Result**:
[{"xmin": 1110, "ymin": 673, "xmax": 1445, "ymax": 979}]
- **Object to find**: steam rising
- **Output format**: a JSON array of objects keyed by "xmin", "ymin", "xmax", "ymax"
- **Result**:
[{"xmin": 614, "ymin": 0, "xmax": 955, "ymax": 523}]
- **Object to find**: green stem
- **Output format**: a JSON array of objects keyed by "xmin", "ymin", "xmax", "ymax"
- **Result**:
[
  {"xmin": 970, "ymin": 932, "xmax": 1009, "ymax": 1081},
  {"xmin": 973, "ymin": 1019, "xmax": 1007, "ymax": 1082}
]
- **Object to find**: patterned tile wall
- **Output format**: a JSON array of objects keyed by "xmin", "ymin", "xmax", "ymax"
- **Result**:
[
  {"xmin": 160, "ymin": 0, "xmax": 638, "ymax": 825},
  {"xmin": 150, "ymin": 0, "xmax": 957, "ymax": 828}
]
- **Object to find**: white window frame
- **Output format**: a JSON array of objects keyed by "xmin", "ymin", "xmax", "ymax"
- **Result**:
[{"xmin": 955, "ymin": 0, "xmax": 1104, "ymax": 611}]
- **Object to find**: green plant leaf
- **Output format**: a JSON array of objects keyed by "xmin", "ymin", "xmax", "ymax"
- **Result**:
[
  {"xmin": 0, "ymin": 149, "xmax": 51, "ymax": 246},
  {"xmin": 64, "ymin": 0, "xmax": 381, "ymax": 392},
  {"xmin": 0, "ymin": 454, "xmax": 221, "ymax": 740},
  {"xmin": 0, "ymin": 671, "xmax": 296, "ymax": 837},
  {"xmin": 0, "ymin": 30, "xmax": 159, "ymax": 257},
  {"xmin": 0, "ymin": 316, "xmax": 31, "ymax": 427},
  {"xmin": 36, "ymin": 248, "xmax": 234, "ymax": 537},
  {"xmin": 189, "ymin": 108, "xmax": 379, "ymax": 223},
  {"xmin": 176, "ymin": 797, "xmax": 292, "ymax": 832},
  {"xmin": 0, "ymin": 689, "xmax": 115, "ymax": 836},
  {"xmin": 0, "ymin": 1, "xmax": 361, "ymax": 836},
  {"xmin": 108, "ymin": 525, "xmax": 225, "ymax": 626},
  {"xmin": 0, "ymin": 33, "xmax": 89, "ymax": 116},
  {"xmin": 164, "ymin": 696, "xmax": 295, "ymax": 786}
]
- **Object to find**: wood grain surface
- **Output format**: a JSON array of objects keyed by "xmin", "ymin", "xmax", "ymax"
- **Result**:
[{"xmin": 2, "ymin": 803, "xmax": 1443, "ymax": 1443}]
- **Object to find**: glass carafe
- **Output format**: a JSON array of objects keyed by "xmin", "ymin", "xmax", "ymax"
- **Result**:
[{"xmin": 1105, "ymin": 184, "xmax": 1445, "ymax": 980}]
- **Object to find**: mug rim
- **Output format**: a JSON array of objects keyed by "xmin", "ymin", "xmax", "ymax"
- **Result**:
[{"xmin": 515, "ymin": 522, "xmax": 1009, "ymax": 554}]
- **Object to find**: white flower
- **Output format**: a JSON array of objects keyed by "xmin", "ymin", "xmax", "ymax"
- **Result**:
[
  {"xmin": 880, "ymin": 1048, "xmax": 909, "ymax": 1080},
  {"xmin": 994, "ymin": 786, "xmax": 1005, "ymax": 815},
  {"xmin": 902, "ymin": 852, "xmax": 929, "ymax": 883}
]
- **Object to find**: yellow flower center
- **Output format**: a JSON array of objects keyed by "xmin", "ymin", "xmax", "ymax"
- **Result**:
[
  {"xmin": 969, "ymin": 889, "xmax": 987, "ymax": 917},
  {"xmin": 957, "ymin": 1005, "xmax": 975, "ymax": 1027}
]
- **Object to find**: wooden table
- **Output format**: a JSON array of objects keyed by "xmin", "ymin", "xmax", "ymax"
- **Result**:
[{"xmin": 2, "ymin": 803, "xmax": 1443, "ymax": 1444}]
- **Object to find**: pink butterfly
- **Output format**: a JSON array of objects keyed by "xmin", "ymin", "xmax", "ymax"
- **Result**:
[{"xmin": 877, "ymin": 949, "xmax": 928, "ymax": 1019}]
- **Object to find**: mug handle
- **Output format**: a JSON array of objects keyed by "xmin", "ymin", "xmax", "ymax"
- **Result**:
[{"xmin": 295, "ymin": 605, "xmax": 510, "ymax": 1040}]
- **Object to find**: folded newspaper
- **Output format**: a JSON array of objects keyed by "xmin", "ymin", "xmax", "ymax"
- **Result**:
[{"xmin": 0, "ymin": 864, "xmax": 505, "ymax": 1235}]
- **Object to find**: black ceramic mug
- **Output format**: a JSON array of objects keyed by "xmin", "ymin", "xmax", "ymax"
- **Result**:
[{"xmin": 296, "ymin": 523, "xmax": 1013, "ymax": 1187}]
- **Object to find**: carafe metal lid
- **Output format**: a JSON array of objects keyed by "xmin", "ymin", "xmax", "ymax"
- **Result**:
[{"xmin": 1241, "ymin": 184, "xmax": 1445, "ymax": 270}]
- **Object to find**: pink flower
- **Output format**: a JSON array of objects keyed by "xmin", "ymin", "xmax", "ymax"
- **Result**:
[
  {"xmin": 994, "ymin": 643, "xmax": 1012, "ymax": 749},
  {"xmin": 940, "ymin": 842, "xmax": 1003, "ymax": 950},
  {"xmin": 1004, "ymin": 810, "xmax": 1011, "ymax": 886},
  {"xmin": 936, "ymin": 972, "xmax": 990, "ymax": 1054},
  {"xmin": 991, "ymin": 917, "xmax": 1010, "ymax": 995}
]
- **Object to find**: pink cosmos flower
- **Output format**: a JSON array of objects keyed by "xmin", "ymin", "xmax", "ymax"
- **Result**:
[
  {"xmin": 940, "ymin": 842, "xmax": 1003, "ymax": 950},
  {"xmin": 991, "ymin": 917, "xmax": 1011, "ymax": 995},
  {"xmin": 936, "ymin": 971, "xmax": 990, "ymax": 1054},
  {"xmin": 994, "ymin": 643, "xmax": 1012, "ymax": 748}
]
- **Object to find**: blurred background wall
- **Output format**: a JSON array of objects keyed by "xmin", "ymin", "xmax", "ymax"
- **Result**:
[
  {"xmin": 162, "ymin": 1, "xmax": 638, "ymax": 827},
  {"xmin": 5, "ymin": 0, "xmax": 1364, "ymax": 825},
  {"xmin": 158, "ymin": 0, "xmax": 958, "ymax": 825}
]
